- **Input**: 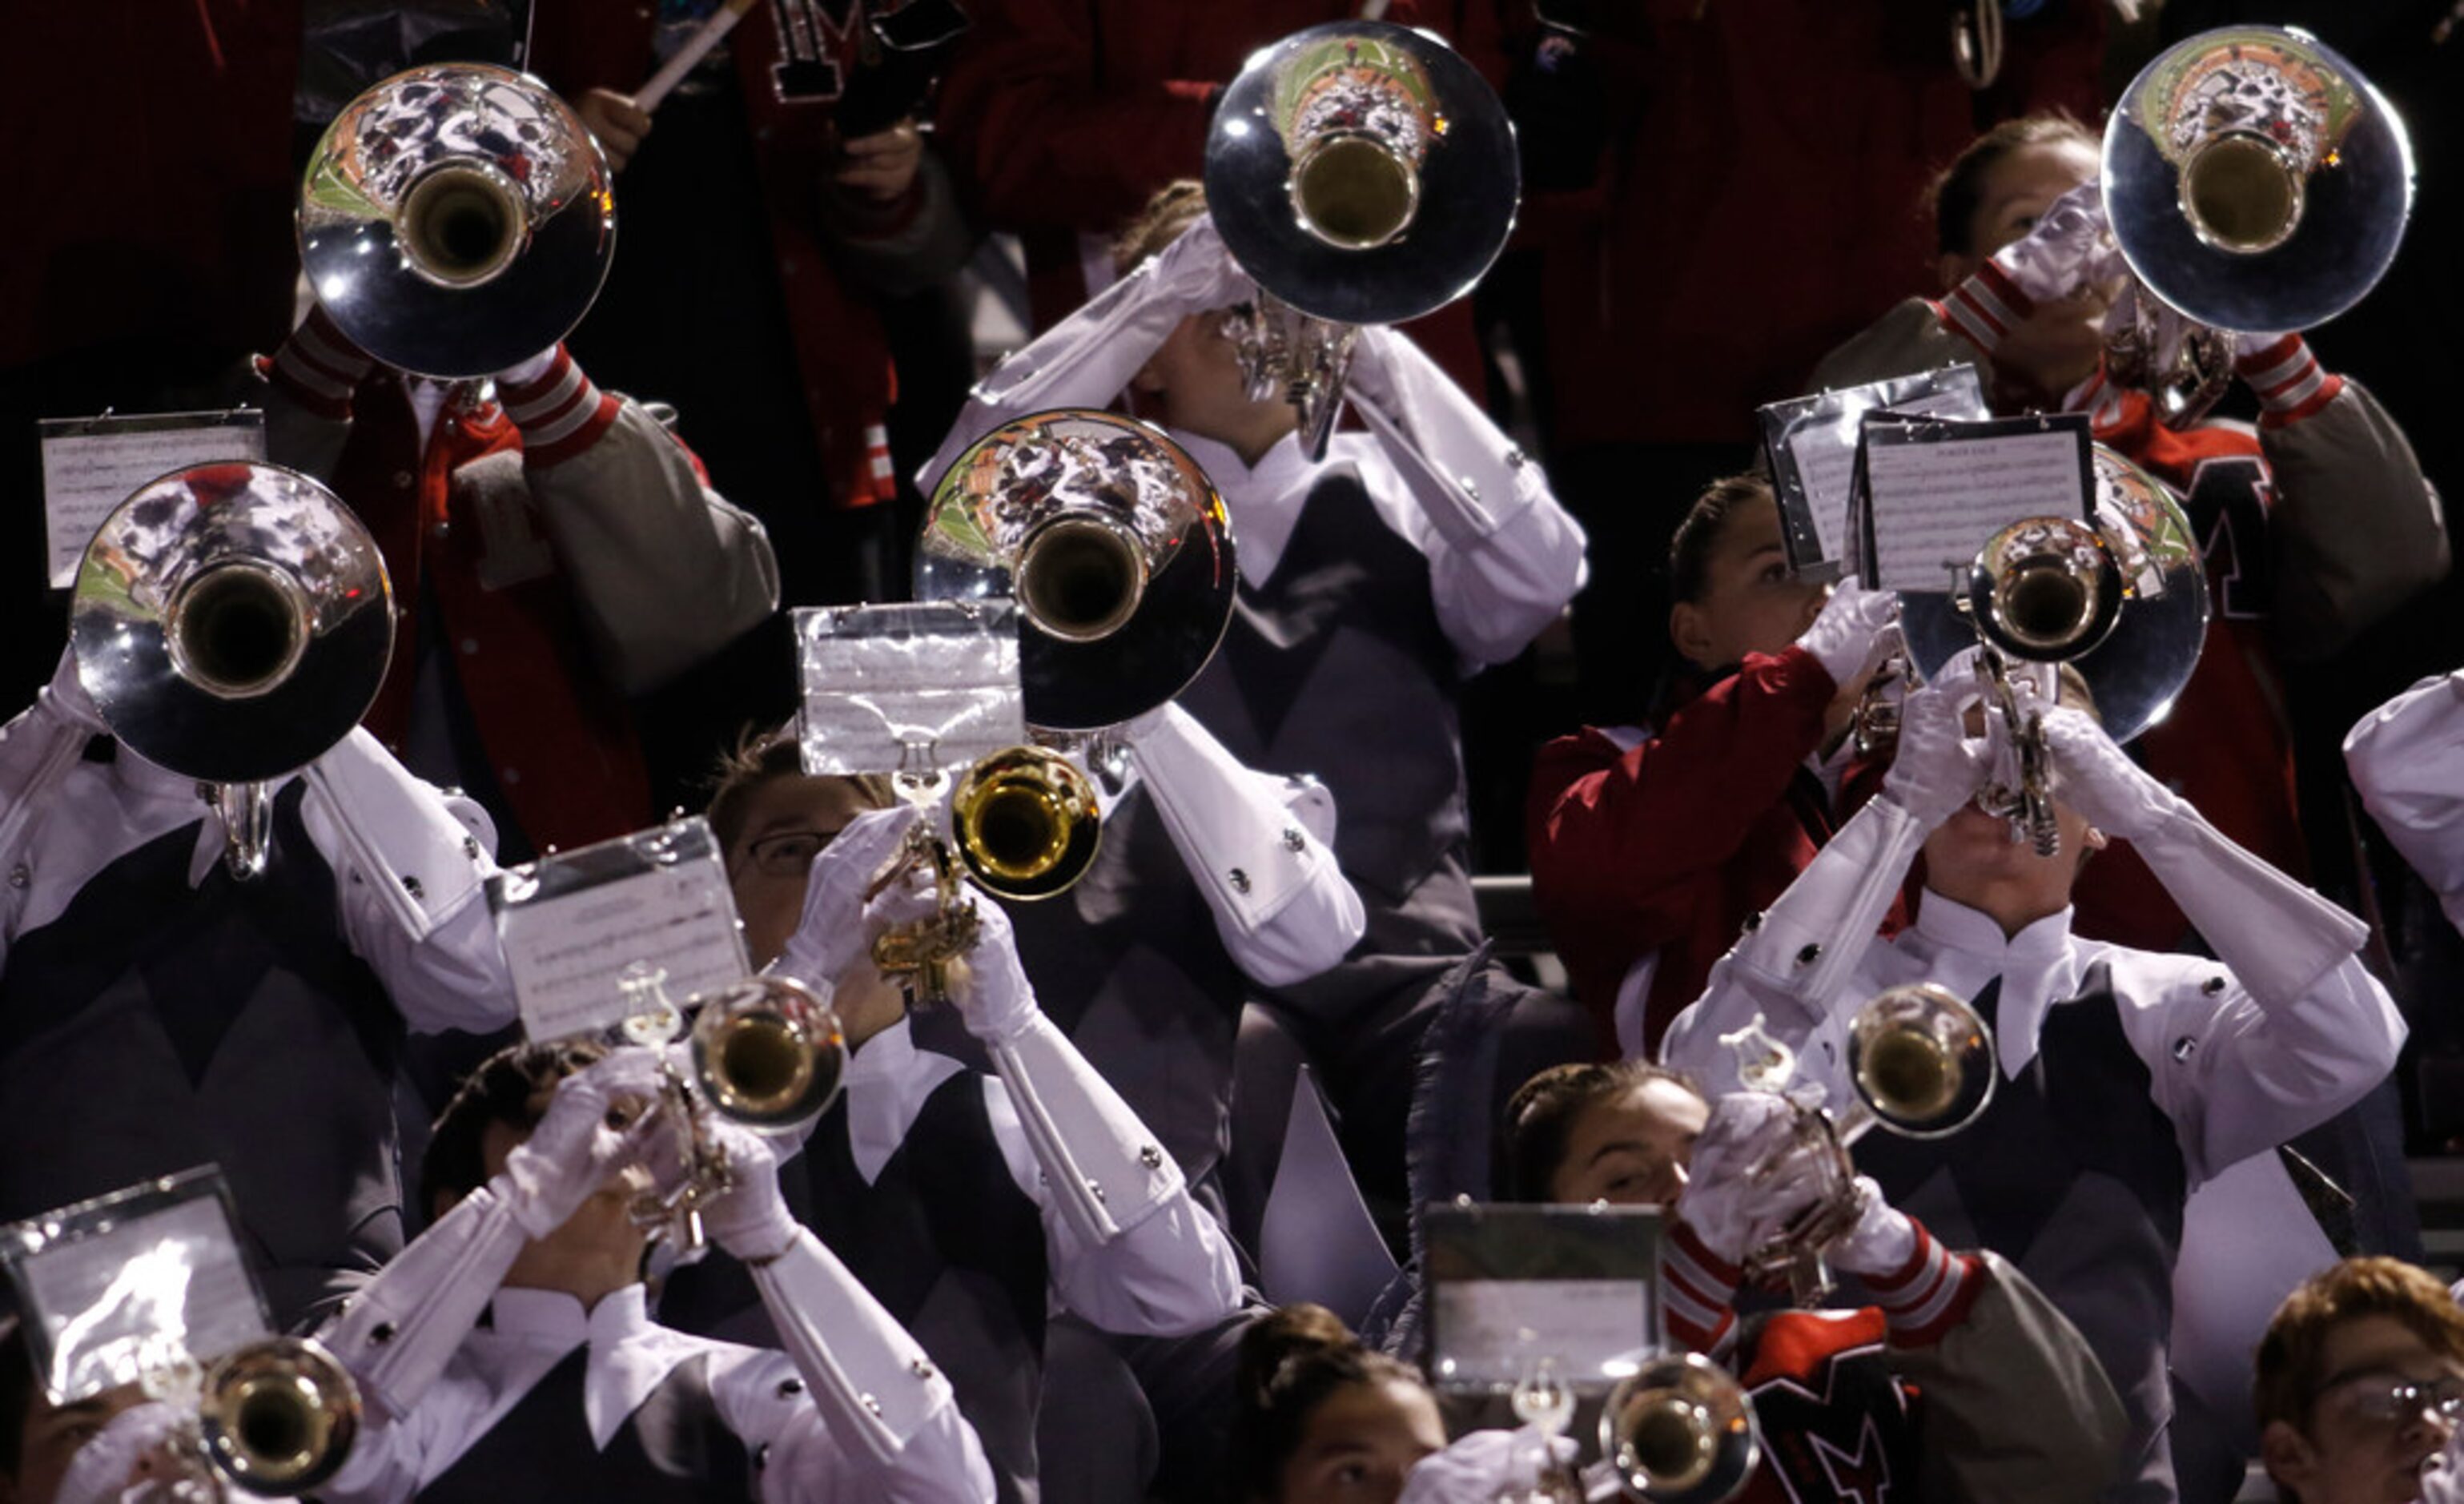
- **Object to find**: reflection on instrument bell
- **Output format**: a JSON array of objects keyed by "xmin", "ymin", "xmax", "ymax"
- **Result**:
[
  {"xmin": 2104, "ymin": 26, "xmax": 2412, "ymax": 333},
  {"xmin": 916, "ymin": 408, "xmax": 1236, "ymax": 733},
  {"xmin": 69, "ymin": 463, "xmax": 396, "ymax": 880},
  {"xmin": 951, "ymin": 746, "xmax": 1102, "ymax": 900},
  {"xmin": 1599, "ymin": 1353, "xmax": 1759, "ymax": 1503},
  {"xmin": 199, "ymin": 1337, "xmax": 361, "ymax": 1496},
  {"xmin": 299, "ymin": 62, "xmax": 616, "ymax": 377},
  {"xmin": 688, "ymin": 975, "xmax": 847, "ymax": 1132},
  {"xmin": 1849, "ymin": 984, "xmax": 1999, "ymax": 1140}
]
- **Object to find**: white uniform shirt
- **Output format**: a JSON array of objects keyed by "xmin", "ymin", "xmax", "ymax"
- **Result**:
[
  {"xmin": 323, "ymin": 1284, "xmax": 990, "ymax": 1504},
  {"xmin": 2346, "ymin": 668, "xmax": 2464, "ymax": 935}
]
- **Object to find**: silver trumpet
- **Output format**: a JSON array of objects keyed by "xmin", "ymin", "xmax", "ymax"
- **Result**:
[
  {"xmin": 69, "ymin": 464, "xmax": 395, "ymax": 881},
  {"xmin": 197, "ymin": 1337, "xmax": 361, "ymax": 1496},
  {"xmin": 299, "ymin": 62, "xmax": 616, "ymax": 377},
  {"xmin": 1203, "ymin": 21, "xmax": 1520, "ymax": 456},
  {"xmin": 1595, "ymin": 1354, "xmax": 1761, "ymax": 1504},
  {"xmin": 2104, "ymin": 26, "xmax": 2412, "ymax": 334},
  {"xmin": 1722, "ymin": 986, "xmax": 1998, "ymax": 1304}
]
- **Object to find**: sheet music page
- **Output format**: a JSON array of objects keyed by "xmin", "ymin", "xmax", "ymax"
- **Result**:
[
  {"xmin": 1430, "ymin": 1279, "xmax": 1655, "ymax": 1391},
  {"xmin": 497, "ymin": 856, "xmax": 748, "ymax": 1043},
  {"xmin": 37, "ymin": 414, "xmax": 265, "ymax": 588},
  {"xmin": 1788, "ymin": 381, "xmax": 1987, "ymax": 564},
  {"xmin": 17, "ymin": 1187, "xmax": 266, "ymax": 1401},
  {"xmin": 1866, "ymin": 422, "xmax": 2092, "ymax": 592}
]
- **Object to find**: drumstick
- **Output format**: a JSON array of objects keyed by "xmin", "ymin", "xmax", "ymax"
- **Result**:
[{"xmin": 635, "ymin": 0, "xmax": 759, "ymax": 114}]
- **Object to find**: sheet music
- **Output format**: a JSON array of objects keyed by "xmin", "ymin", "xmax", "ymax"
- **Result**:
[
  {"xmin": 497, "ymin": 852, "xmax": 749, "ymax": 1043},
  {"xmin": 1429, "ymin": 1279, "xmax": 1655, "ymax": 1391},
  {"xmin": 798, "ymin": 603, "xmax": 1024, "ymax": 775},
  {"xmin": 1866, "ymin": 422, "xmax": 2092, "ymax": 592},
  {"xmin": 37, "ymin": 413, "xmax": 264, "ymax": 588},
  {"xmin": 1788, "ymin": 383, "xmax": 1987, "ymax": 565}
]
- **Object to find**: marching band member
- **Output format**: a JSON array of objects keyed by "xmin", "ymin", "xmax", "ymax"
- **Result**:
[
  {"xmin": 1660, "ymin": 668, "xmax": 2406, "ymax": 1501},
  {"xmin": 0, "ymin": 653, "xmax": 513, "ymax": 1328},
  {"xmin": 2253, "ymin": 1257, "xmax": 2464, "ymax": 1504},
  {"xmin": 313, "ymin": 1041, "xmax": 995, "ymax": 1502},
  {"xmin": 255, "ymin": 309, "xmax": 781, "ymax": 860},
  {"xmin": 920, "ymin": 183, "xmax": 1589, "ymax": 1232},
  {"xmin": 2346, "ymin": 669, "xmax": 2464, "ymax": 939},
  {"xmin": 664, "ymin": 790, "xmax": 1246, "ymax": 1502},
  {"xmin": 1528, "ymin": 473, "xmax": 1901, "ymax": 1057}
]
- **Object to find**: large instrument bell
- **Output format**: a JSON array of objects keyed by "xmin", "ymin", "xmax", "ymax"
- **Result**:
[
  {"xmin": 1899, "ymin": 444, "xmax": 2209, "ymax": 748},
  {"xmin": 1204, "ymin": 21, "xmax": 1520, "ymax": 329},
  {"xmin": 2104, "ymin": 26, "xmax": 2412, "ymax": 334},
  {"xmin": 915, "ymin": 408, "xmax": 1237, "ymax": 734},
  {"xmin": 299, "ymin": 62, "xmax": 616, "ymax": 378},
  {"xmin": 70, "ymin": 463, "xmax": 395, "ymax": 786},
  {"xmin": 1598, "ymin": 1353, "xmax": 1759, "ymax": 1504}
]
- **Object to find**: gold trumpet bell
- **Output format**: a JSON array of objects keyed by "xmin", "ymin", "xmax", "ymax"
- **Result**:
[
  {"xmin": 198, "ymin": 1337, "xmax": 360, "ymax": 1496},
  {"xmin": 2104, "ymin": 26, "xmax": 2412, "ymax": 332},
  {"xmin": 1848, "ymin": 984, "xmax": 1999, "ymax": 1139},
  {"xmin": 951, "ymin": 746, "xmax": 1103, "ymax": 900},
  {"xmin": 1601, "ymin": 1353, "xmax": 1759, "ymax": 1503},
  {"xmin": 1964, "ymin": 515, "xmax": 2124, "ymax": 663},
  {"xmin": 688, "ymin": 976, "xmax": 848, "ymax": 1132}
]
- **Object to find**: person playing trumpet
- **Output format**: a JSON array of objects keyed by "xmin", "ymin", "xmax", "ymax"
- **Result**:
[{"xmin": 1661, "ymin": 664, "xmax": 2407, "ymax": 1502}]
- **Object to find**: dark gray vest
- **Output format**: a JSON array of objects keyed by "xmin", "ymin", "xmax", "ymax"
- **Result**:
[
  {"xmin": 416, "ymin": 1347, "xmax": 752, "ymax": 1504},
  {"xmin": 0, "ymin": 773, "xmax": 404, "ymax": 1327}
]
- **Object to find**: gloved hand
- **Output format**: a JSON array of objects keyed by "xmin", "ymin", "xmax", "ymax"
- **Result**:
[
  {"xmin": 1133, "ymin": 211, "xmax": 1254, "ymax": 317},
  {"xmin": 43, "ymin": 645, "xmax": 111, "ymax": 738},
  {"xmin": 499, "ymin": 1048, "xmax": 671, "ymax": 1239},
  {"xmin": 949, "ymin": 892, "xmax": 1043, "ymax": 1046},
  {"xmin": 1795, "ymin": 578, "xmax": 1897, "ymax": 690},
  {"xmin": 1879, "ymin": 673, "xmax": 1994, "ymax": 827},
  {"xmin": 1987, "ymin": 182, "xmax": 2120, "ymax": 306},
  {"xmin": 1397, "ymin": 1425, "xmax": 1579, "ymax": 1504},
  {"xmin": 770, "ymin": 804, "xmax": 926, "ymax": 991},
  {"xmin": 1826, "ymin": 1176, "xmax": 1920, "ymax": 1278},
  {"xmin": 2039, "ymin": 705, "xmax": 2189, "ymax": 841},
  {"xmin": 1674, "ymin": 1092, "xmax": 1831, "ymax": 1266},
  {"xmin": 51, "ymin": 1401, "xmax": 205, "ymax": 1504},
  {"xmin": 697, "ymin": 1115, "xmax": 801, "ymax": 1264}
]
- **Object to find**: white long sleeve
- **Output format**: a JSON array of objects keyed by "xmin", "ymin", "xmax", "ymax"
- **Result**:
[
  {"xmin": 320, "ymin": 1181, "xmax": 532, "ymax": 1422},
  {"xmin": 1123, "ymin": 702, "xmax": 1363, "ymax": 986},
  {"xmin": 2345, "ymin": 669, "xmax": 2464, "ymax": 934}
]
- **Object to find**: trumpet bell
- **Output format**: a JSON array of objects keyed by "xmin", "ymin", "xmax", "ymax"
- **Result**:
[
  {"xmin": 1900, "ymin": 444, "xmax": 2209, "ymax": 746},
  {"xmin": 70, "ymin": 463, "xmax": 395, "ymax": 786},
  {"xmin": 918, "ymin": 409, "xmax": 1236, "ymax": 732},
  {"xmin": 1206, "ymin": 21, "xmax": 1520, "ymax": 327},
  {"xmin": 2104, "ymin": 26, "xmax": 2412, "ymax": 332},
  {"xmin": 689, "ymin": 977, "xmax": 847, "ymax": 1132},
  {"xmin": 952, "ymin": 746, "xmax": 1102, "ymax": 900},
  {"xmin": 1849, "ymin": 984, "xmax": 1998, "ymax": 1139},
  {"xmin": 199, "ymin": 1337, "xmax": 360, "ymax": 1496},
  {"xmin": 300, "ymin": 62, "xmax": 616, "ymax": 377},
  {"xmin": 1600, "ymin": 1353, "xmax": 1759, "ymax": 1503}
]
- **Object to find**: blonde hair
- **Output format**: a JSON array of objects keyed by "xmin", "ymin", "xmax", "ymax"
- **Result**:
[{"xmin": 1111, "ymin": 179, "xmax": 1210, "ymax": 276}]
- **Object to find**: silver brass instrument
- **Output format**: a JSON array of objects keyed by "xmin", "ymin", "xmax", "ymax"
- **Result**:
[
  {"xmin": 197, "ymin": 1337, "xmax": 361, "ymax": 1496},
  {"xmin": 70, "ymin": 463, "xmax": 396, "ymax": 881},
  {"xmin": 1722, "ymin": 986, "xmax": 1998, "ymax": 1303},
  {"xmin": 1204, "ymin": 22, "xmax": 1520, "ymax": 456},
  {"xmin": 1597, "ymin": 1353, "xmax": 1760, "ymax": 1504},
  {"xmin": 300, "ymin": 62, "xmax": 617, "ymax": 377},
  {"xmin": 918, "ymin": 408, "xmax": 1236, "ymax": 734},
  {"xmin": 1897, "ymin": 444, "xmax": 2209, "ymax": 857},
  {"xmin": 2104, "ymin": 26, "xmax": 2412, "ymax": 334}
]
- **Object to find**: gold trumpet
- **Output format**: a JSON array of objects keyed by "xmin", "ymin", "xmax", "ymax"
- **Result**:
[
  {"xmin": 1597, "ymin": 1354, "xmax": 1760, "ymax": 1503},
  {"xmin": 197, "ymin": 1337, "xmax": 360, "ymax": 1496}
]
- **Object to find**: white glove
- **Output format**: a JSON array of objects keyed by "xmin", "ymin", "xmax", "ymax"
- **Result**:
[
  {"xmin": 1133, "ymin": 212, "xmax": 1253, "ymax": 319},
  {"xmin": 45, "ymin": 645, "xmax": 112, "ymax": 738},
  {"xmin": 1397, "ymin": 1426, "xmax": 1578, "ymax": 1504},
  {"xmin": 1878, "ymin": 674, "xmax": 1994, "ymax": 827},
  {"xmin": 1988, "ymin": 182, "xmax": 2120, "ymax": 306},
  {"xmin": 1827, "ymin": 1176, "xmax": 1919, "ymax": 1278},
  {"xmin": 1794, "ymin": 578, "xmax": 1896, "ymax": 689},
  {"xmin": 498, "ymin": 1048, "xmax": 671, "ymax": 1239},
  {"xmin": 1674, "ymin": 1092, "xmax": 1831, "ymax": 1266},
  {"xmin": 697, "ymin": 1115, "xmax": 800, "ymax": 1264},
  {"xmin": 2039, "ymin": 705, "xmax": 2188, "ymax": 841},
  {"xmin": 52, "ymin": 1401, "xmax": 207, "ymax": 1504},
  {"xmin": 770, "ymin": 804, "xmax": 925, "ymax": 990},
  {"xmin": 951, "ymin": 891, "xmax": 1042, "ymax": 1046}
]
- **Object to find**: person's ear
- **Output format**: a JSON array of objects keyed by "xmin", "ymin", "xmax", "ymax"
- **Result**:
[
  {"xmin": 2260, "ymin": 1418, "xmax": 2318, "ymax": 1494},
  {"xmin": 1670, "ymin": 601, "xmax": 1716, "ymax": 671},
  {"xmin": 2084, "ymin": 826, "xmax": 2108, "ymax": 851}
]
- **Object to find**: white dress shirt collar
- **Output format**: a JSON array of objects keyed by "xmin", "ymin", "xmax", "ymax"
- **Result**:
[
  {"xmin": 485, "ymin": 1284, "xmax": 707, "ymax": 1447},
  {"xmin": 1908, "ymin": 891, "xmax": 2081, "ymax": 1080},
  {"xmin": 1167, "ymin": 428, "xmax": 1332, "ymax": 588},
  {"xmin": 842, "ymin": 1015, "xmax": 966, "ymax": 1186}
]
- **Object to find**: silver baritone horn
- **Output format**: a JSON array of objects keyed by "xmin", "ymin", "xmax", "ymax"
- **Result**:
[
  {"xmin": 70, "ymin": 463, "xmax": 395, "ymax": 881},
  {"xmin": 1204, "ymin": 22, "xmax": 1520, "ymax": 455},
  {"xmin": 198, "ymin": 1335, "xmax": 361, "ymax": 1496},
  {"xmin": 300, "ymin": 62, "xmax": 617, "ymax": 378},
  {"xmin": 2104, "ymin": 26, "xmax": 2412, "ymax": 334}
]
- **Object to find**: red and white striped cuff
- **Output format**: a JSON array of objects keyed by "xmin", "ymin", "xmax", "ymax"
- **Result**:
[
  {"xmin": 1661, "ymin": 1220, "xmax": 1742, "ymax": 1357},
  {"xmin": 2237, "ymin": 334, "xmax": 2343, "ymax": 428},
  {"xmin": 1934, "ymin": 262, "xmax": 2036, "ymax": 358},
  {"xmin": 265, "ymin": 308, "xmax": 374, "ymax": 420},
  {"xmin": 500, "ymin": 344, "xmax": 622, "ymax": 468},
  {"xmin": 1862, "ymin": 1219, "xmax": 1984, "ymax": 1346}
]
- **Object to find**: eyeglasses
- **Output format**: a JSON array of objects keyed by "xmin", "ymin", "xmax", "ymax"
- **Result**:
[
  {"xmin": 736, "ymin": 829, "xmax": 837, "ymax": 880},
  {"xmin": 2327, "ymin": 1374, "xmax": 2464, "ymax": 1426}
]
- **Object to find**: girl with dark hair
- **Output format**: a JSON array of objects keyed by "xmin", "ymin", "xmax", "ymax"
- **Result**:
[{"xmin": 1228, "ymin": 1305, "xmax": 1445, "ymax": 1504}]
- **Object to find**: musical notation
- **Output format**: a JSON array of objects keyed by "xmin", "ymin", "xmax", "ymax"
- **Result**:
[
  {"xmin": 1865, "ymin": 420, "xmax": 2092, "ymax": 592},
  {"xmin": 36, "ymin": 412, "xmax": 265, "ymax": 589},
  {"xmin": 499, "ymin": 863, "xmax": 749, "ymax": 1044}
]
